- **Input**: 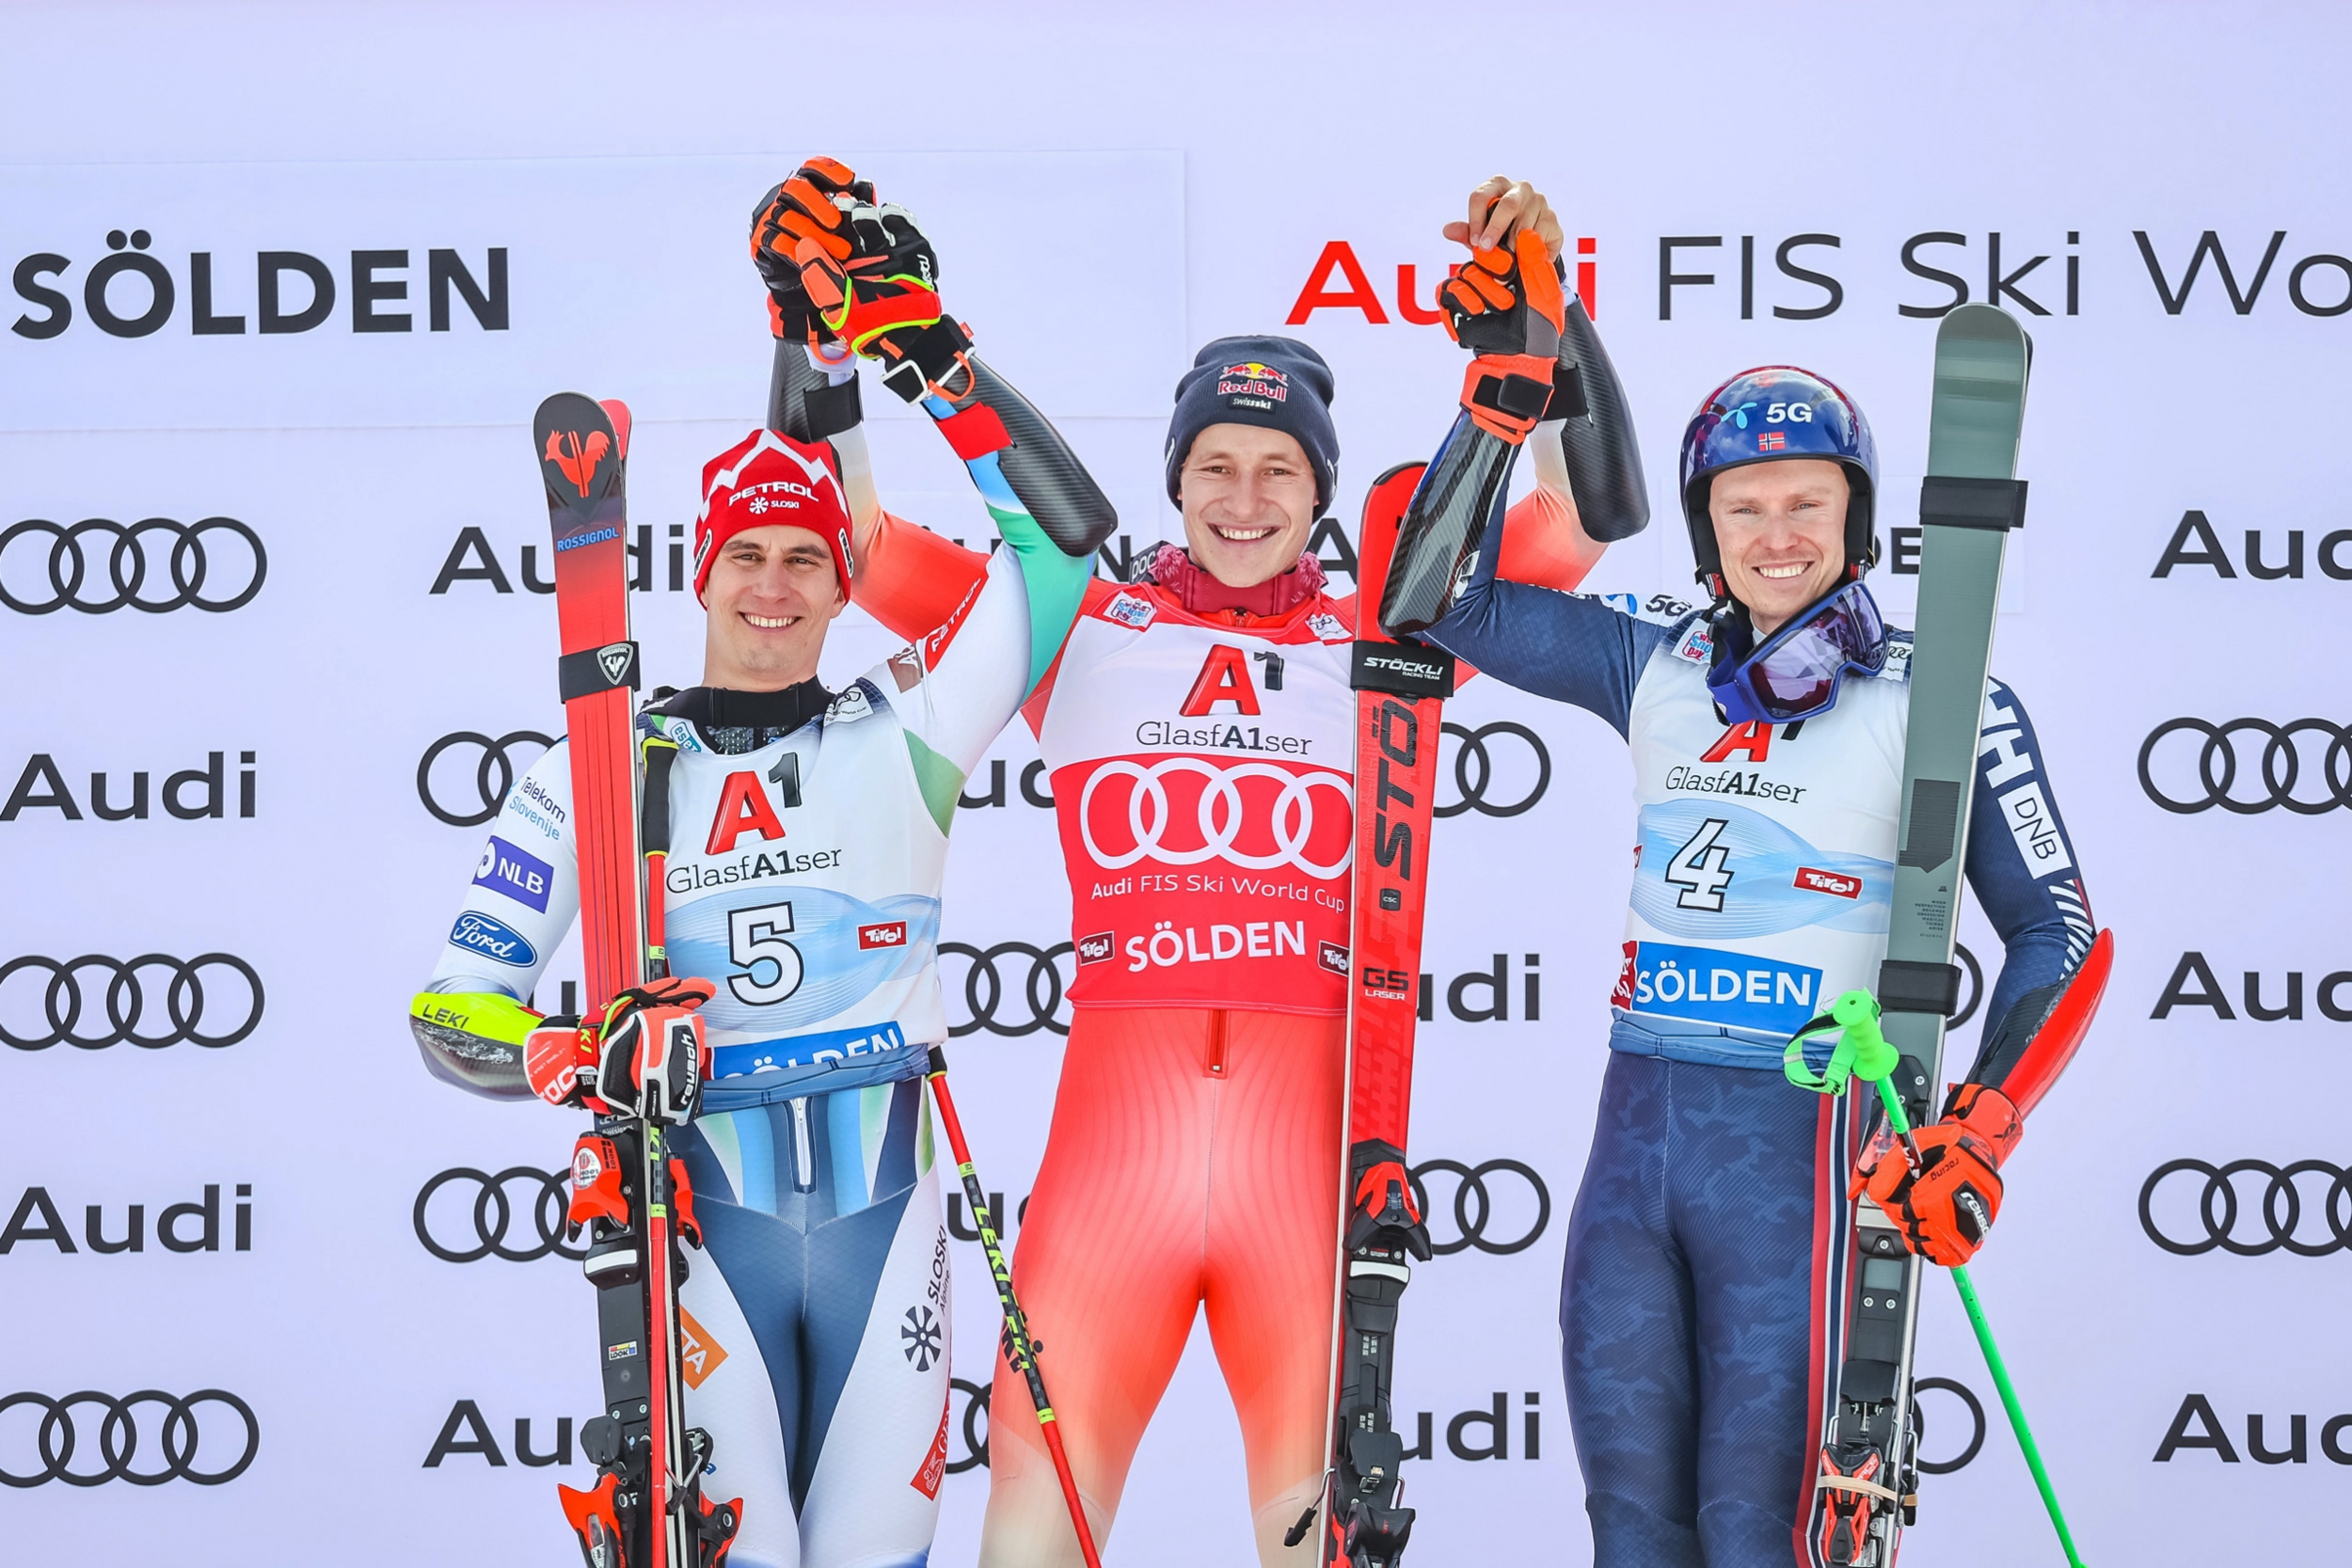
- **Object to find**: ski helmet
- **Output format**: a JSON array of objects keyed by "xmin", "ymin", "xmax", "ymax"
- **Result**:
[{"xmin": 1678, "ymin": 366, "xmax": 1878, "ymax": 599}]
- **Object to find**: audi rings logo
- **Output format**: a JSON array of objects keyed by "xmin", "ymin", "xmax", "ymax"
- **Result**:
[
  {"xmin": 2139, "ymin": 1159, "xmax": 2352, "ymax": 1256},
  {"xmin": 0, "ymin": 1389, "xmax": 259, "ymax": 1486},
  {"xmin": 941, "ymin": 942, "xmax": 1073, "ymax": 1037},
  {"xmin": 1407, "ymin": 1159, "xmax": 1551, "ymax": 1255},
  {"xmin": 0, "ymin": 518, "xmax": 265, "ymax": 615},
  {"xmin": 418, "ymin": 730, "xmax": 555, "ymax": 828},
  {"xmin": 1436, "ymin": 722, "xmax": 1550, "ymax": 819},
  {"xmin": 947, "ymin": 1377, "xmax": 992, "ymax": 1473},
  {"xmin": 2138, "ymin": 719, "xmax": 2352, "ymax": 816},
  {"xmin": 0, "ymin": 954, "xmax": 263, "ymax": 1050},
  {"xmin": 1078, "ymin": 758, "xmax": 1354, "ymax": 878},
  {"xmin": 413, "ymin": 1167, "xmax": 584, "ymax": 1263}
]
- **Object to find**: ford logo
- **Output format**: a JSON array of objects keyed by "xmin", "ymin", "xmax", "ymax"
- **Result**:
[{"xmin": 448, "ymin": 911, "xmax": 537, "ymax": 968}]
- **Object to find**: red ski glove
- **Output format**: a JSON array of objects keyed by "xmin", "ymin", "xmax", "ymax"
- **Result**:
[
  {"xmin": 750, "ymin": 157, "xmax": 873, "ymax": 343},
  {"xmin": 524, "ymin": 977, "xmax": 716, "ymax": 1123},
  {"xmin": 1438, "ymin": 228, "xmax": 1565, "ymax": 444},
  {"xmin": 1852, "ymin": 1083, "xmax": 2022, "ymax": 1266},
  {"xmin": 595, "ymin": 976, "xmax": 716, "ymax": 1124}
]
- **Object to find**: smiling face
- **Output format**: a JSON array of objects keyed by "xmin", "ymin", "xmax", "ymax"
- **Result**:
[
  {"xmin": 1708, "ymin": 459, "xmax": 1852, "ymax": 637},
  {"xmin": 700, "ymin": 523, "xmax": 847, "ymax": 689},
  {"xmin": 1177, "ymin": 423, "xmax": 1319, "ymax": 589}
]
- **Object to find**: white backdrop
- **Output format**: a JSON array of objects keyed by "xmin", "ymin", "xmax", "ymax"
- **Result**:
[{"xmin": 4, "ymin": 4, "xmax": 2349, "ymax": 1565}]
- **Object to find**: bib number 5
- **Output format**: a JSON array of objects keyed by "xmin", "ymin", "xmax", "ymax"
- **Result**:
[
  {"xmin": 728, "ymin": 901, "xmax": 804, "ymax": 1005},
  {"xmin": 1665, "ymin": 818, "xmax": 1735, "ymax": 911}
]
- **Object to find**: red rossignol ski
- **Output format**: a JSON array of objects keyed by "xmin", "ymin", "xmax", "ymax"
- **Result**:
[
  {"xmin": 1295, "ymin": 461, "xmax": 1450, "ymax": 1568},
  {"xmin": 530, "ymin": 393, "xmax": 740, "ymax": 1568}
]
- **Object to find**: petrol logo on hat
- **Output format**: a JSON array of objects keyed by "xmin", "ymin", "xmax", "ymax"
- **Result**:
[{"xmin": 1216, "ymin": 361, "xmax": 1290, "ymax": 403}]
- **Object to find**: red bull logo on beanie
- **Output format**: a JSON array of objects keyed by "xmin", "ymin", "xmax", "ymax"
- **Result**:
[{"xmin": 1216, "ymin": 361, "xmax": 1290, "ymax": 403}]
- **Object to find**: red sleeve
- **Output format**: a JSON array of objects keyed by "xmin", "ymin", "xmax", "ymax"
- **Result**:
[
  {"xmin": 1494, "ymin": 484, "xmax": 1606, "ymax": 594},
  {"xmin": 856, "ymin": 511, "xmax": 991, "ymax": 643}
]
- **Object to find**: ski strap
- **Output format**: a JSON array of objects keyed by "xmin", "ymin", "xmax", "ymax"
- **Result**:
[
  {"xmin": 1817, "ymin": 1474, "xmax": 1901, "ymax": 1502},
  {"xmin": 1782, "ymin": 990, "xmax": 1896, "ymax": 1094}
]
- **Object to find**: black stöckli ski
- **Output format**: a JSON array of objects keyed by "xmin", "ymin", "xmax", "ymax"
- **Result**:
[
  {"xmin": 1803, "ymin": 306, "xmax": 2030, "ymax": 1568},
  {"xmin": 532, "ymin": 393, "xmax": 741, "ymax": 1568}
]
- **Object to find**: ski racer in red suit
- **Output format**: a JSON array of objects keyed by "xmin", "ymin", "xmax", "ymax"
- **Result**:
[{"xmin": 749, "ymin": 162, "xmax": 1650, "ymax": 1564}]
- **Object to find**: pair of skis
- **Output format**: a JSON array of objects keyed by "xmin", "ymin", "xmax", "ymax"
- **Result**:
[
  {"xmin": 532, "ymin": 394, "xmax": 739, "ymax": 1568},
  {"xmin": 1798, "ymin": 305, "xmax": 2094, "ymax": 1568}
]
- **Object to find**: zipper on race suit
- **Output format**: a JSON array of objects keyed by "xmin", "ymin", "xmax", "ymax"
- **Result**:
[
  {"xmin": 789, "ymin": 1096, "xmax": 818, "ymax": 1192},
  {"xmin": 1206, "ymin": 1009, "xmax": 1228, "ymax": 1078}
]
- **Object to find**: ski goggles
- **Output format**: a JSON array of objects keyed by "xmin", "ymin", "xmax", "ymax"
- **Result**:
[{"xmin": 1706, "ymin": 581, "xmax": 1889, "ymax": 725}]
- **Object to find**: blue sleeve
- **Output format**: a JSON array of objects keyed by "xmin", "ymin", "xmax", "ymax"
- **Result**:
[
  {"xmin": 1958, "ymin": 678, "xmax": 2096, "ymax": 1085},
  {"xmin": 1422, "ymin": 515, "xmax": 1677, "ymax": 739}
]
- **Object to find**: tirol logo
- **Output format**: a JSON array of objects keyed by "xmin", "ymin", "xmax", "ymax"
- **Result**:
[
  {"xmin": 1795, "ymin": 866, "xmax": 1861, "ymax": 899},
  {"xmin": 1319, "ymin": 940, "xmax": 1350, "ymax": 976},
  {"xmin": 448, "ymin": 911, "xmax": 536, "ymax": 968},
  {"xmin": 545, "ymin": 429, "xmax": 608, "ymax": 498},
  {"xmin": 1075, "ymin": 930, "xmax": 1115, "ymax": 965},
  {"xmin": 1216, "ymin": 360, "xmax": 1289, "ymax": 402},
  {"xmin": 473, "ymin": 834, "xmax": 553, "ymax": 912},
  {"xmin": 858, "ymin": 921, "xmax": 909, "ymax": 951}
]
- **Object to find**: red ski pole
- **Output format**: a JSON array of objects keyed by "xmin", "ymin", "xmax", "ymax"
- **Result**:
[{"xmin": 924, "ymin": 1047, "xmax": 1103, "ymax": 1568}]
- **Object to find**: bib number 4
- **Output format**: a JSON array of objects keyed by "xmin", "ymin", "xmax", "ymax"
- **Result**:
[
  {"xmin": 1665, "ymin": 818, "xmax": 1735, "ymax": 911},
  {"xmin": 727, "ymin": 901, "xmax": 804, "ymax": 1005}
]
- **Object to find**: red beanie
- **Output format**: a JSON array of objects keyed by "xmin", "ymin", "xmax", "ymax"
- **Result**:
[{"xmin": 693, "ymin": 429, "xmax": 854, "ymax": 604}]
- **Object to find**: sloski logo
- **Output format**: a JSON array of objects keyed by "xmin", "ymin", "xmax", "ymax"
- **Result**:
[
  {"xmin": 545, "ymin": 429, "xmax": 608, "ymax": 497},
  {"xmin": 448, "ymin": 911, "xmax": 537, "ymax": 967}
]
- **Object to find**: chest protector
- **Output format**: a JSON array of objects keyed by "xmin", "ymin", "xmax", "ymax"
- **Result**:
[
  {"xmin": 651, "ymin": 675, "xmax": 946, "ymax": 1095},
  {"xmin": 1038, "ymin": 586, "xmax": 1359, "ymax": 1014},
  {"xmin": 1610, "ymin": 620, "xmax": 1914, "ymax": 1045}
]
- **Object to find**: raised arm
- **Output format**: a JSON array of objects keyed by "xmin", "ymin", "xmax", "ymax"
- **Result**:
[{"xmin": 751, "ymin": 161, "xmax": 1117, "ymax": 657}]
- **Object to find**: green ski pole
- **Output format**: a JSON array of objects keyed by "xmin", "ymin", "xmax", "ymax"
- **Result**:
[{"xmin": 1788, "ymin": 990, "xmax": 2088, "ymax": 1568}]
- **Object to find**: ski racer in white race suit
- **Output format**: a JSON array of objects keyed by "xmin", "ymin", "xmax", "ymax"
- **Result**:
[
  {"xmin": 409, "ymin": 258, "xmax": 1114, "ymax": 1565},
  {"xmin": 1393, "ymin": 362, "xmax": 2103, "ymax": 1568},
  {"xmin": 744, "ymin": 160, "xmax": 1652, "ymax": 1564}
]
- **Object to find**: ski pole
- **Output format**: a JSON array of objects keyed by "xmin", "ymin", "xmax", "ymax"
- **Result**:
[
  {"xmin": 924, "ymin": 1047, "xmax": 1104, "ymax": 1568},
  {"xmin": 1824, "ymin": 991, "xmax": 2088, "ymax": 1568}
]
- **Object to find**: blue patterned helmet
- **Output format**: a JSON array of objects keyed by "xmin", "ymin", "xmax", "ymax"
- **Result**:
[{"xmin": 1678, "ymin": 366, "xmax": 1878, "ymax": 595}]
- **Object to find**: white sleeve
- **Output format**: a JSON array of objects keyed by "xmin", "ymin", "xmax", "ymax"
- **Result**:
[{"xmin": 424, "ymin": 741, "xmax": 580, "ymax": 1006}]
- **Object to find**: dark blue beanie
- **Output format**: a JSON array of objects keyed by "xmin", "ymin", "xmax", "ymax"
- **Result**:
[{"xmin": 1163, "ymin": 335, "xmax": 1340, "ymax": 515}]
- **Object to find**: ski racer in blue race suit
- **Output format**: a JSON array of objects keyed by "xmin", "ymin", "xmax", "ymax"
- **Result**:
[
  {"xmin": 1395, "ymin": 364, "xmax": 2100, "ymax": 1568},
  {"xmin": 407, "ymin": 230, "xmax": 1115, "ymax": 1567}
]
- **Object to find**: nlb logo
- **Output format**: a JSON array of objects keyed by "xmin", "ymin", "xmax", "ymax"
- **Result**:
[{"xmin": 474, "ymin": 835, "xmax": 553, "ymax": 912}]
